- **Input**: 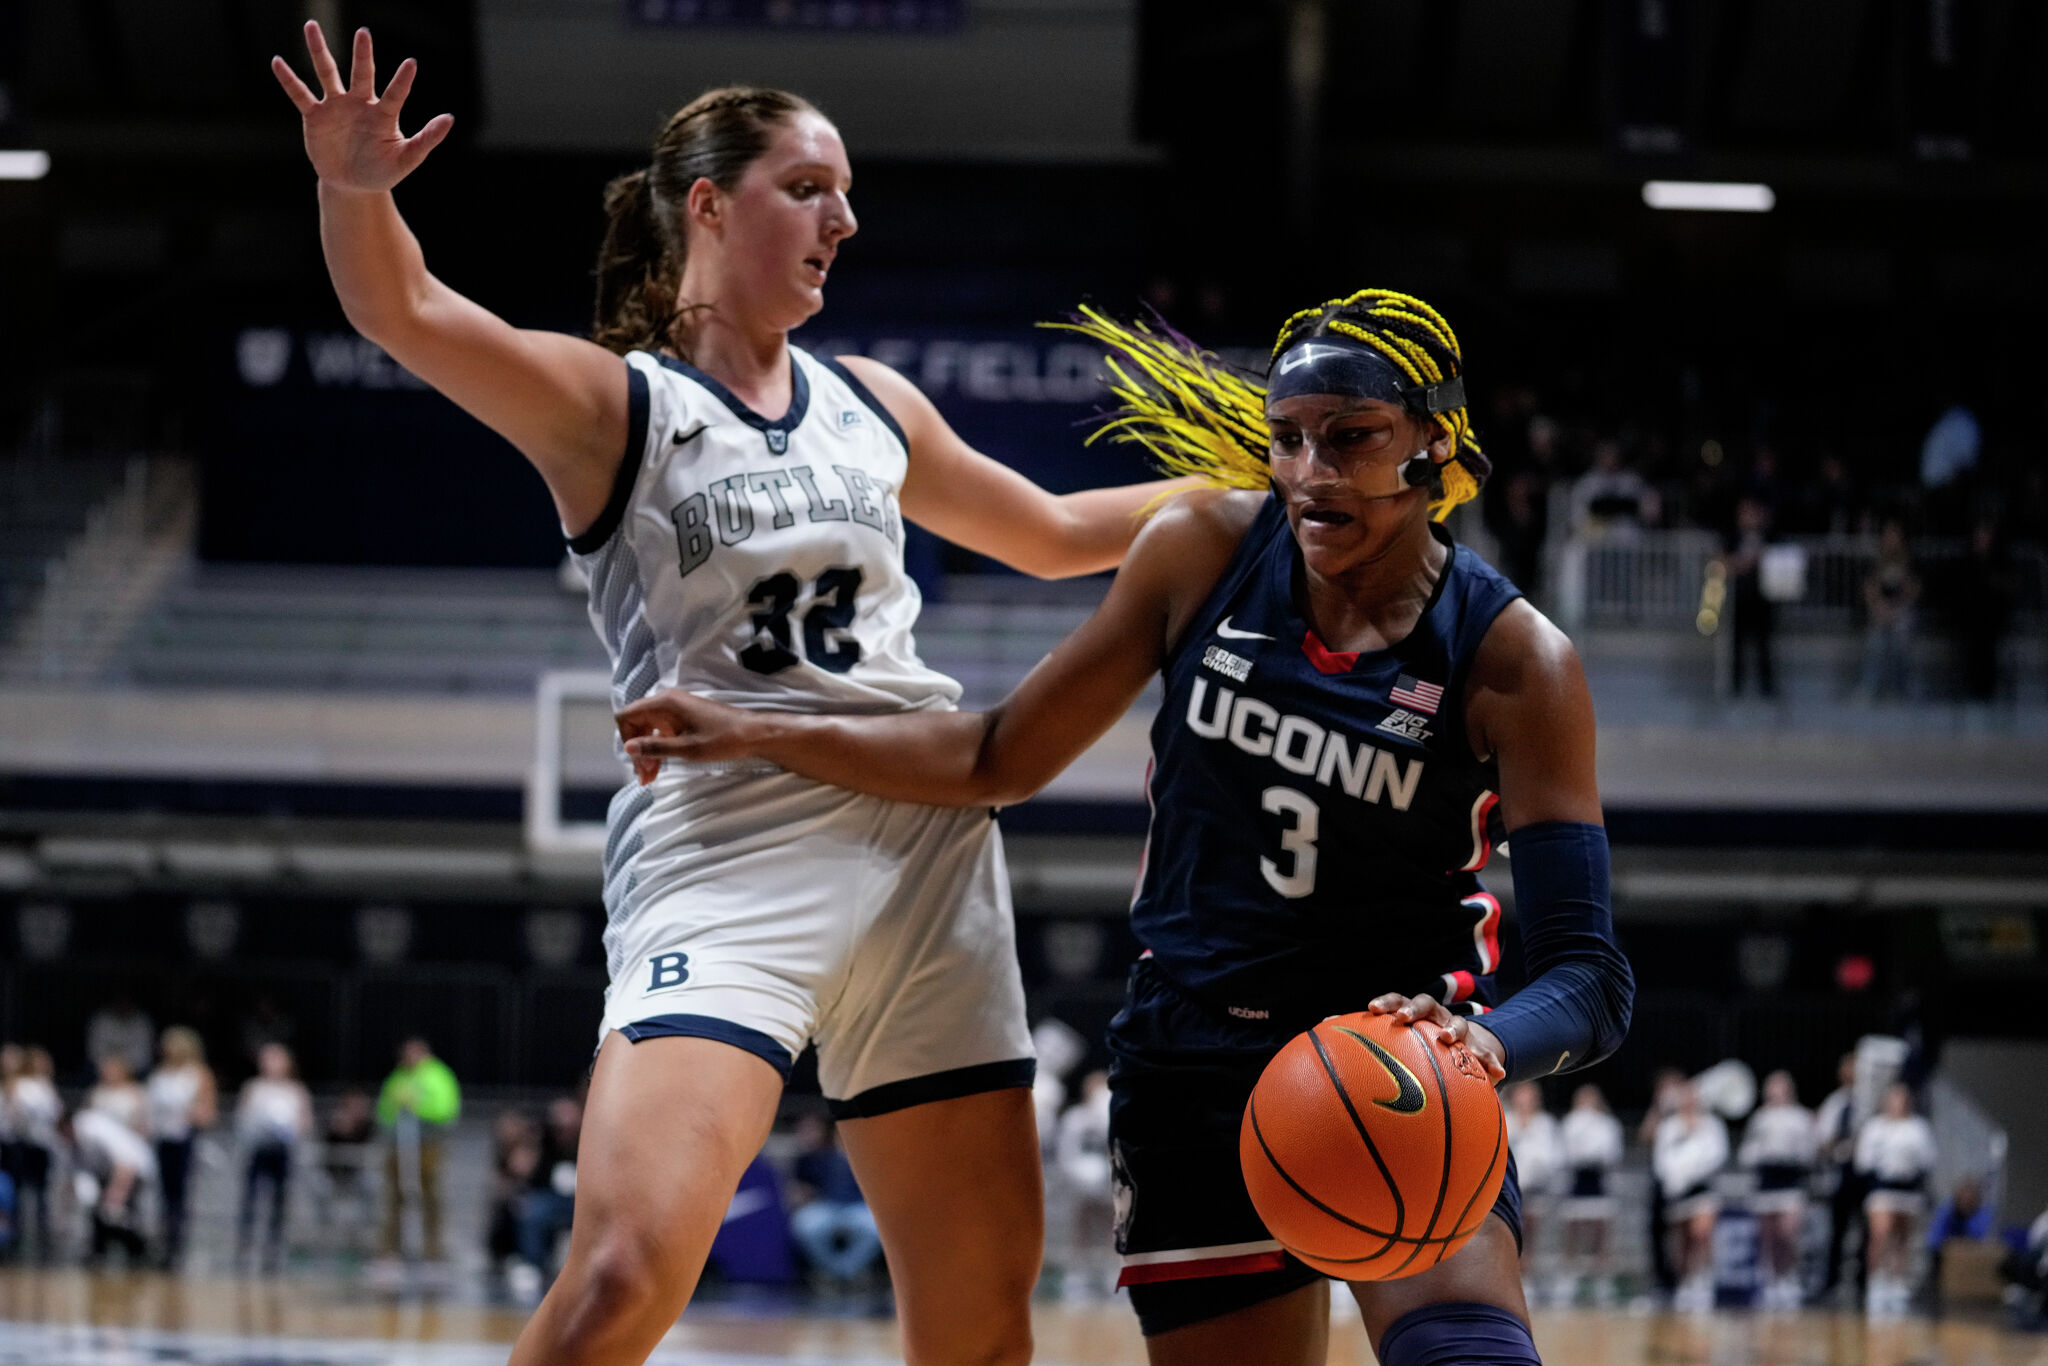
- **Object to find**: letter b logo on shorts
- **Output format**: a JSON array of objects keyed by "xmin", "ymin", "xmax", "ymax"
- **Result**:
[{"xmin": 647, "ymin": 952, "xmax": 691, "ymax": 992}]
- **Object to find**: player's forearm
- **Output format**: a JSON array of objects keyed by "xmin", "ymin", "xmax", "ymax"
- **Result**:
[
  {"xmin": 1483, "ymin": 821, "xmax": 1636, "ymax": 1084},
  {"xmin": 317, "ymin": 182, "xmax": 435, "ymax": 342},
  {"xmin": 748, "ymin": 708, "xmax": 1033, "ymax": 807},
  {"xmin": 1030, "ymin": 478, "xmax": 1201, "ymax": 578}
]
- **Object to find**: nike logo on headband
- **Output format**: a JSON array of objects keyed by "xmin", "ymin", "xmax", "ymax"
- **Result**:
[{"xmin": 1276, "ymin": 344, "xmax": 1337, "ymax": 375}]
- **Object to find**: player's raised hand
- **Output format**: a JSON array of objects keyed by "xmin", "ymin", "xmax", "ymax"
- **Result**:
[
  {"xmin": 271, "ymin": 23, "xmax": 453, "ymax": 193},
  {"xmin": 617, "ymin": 690, "xmax": 766, "ymax": 784},
  {"xmin": 1368, "ymin": 992, "xmax": 1509, "ymax": 1084}
]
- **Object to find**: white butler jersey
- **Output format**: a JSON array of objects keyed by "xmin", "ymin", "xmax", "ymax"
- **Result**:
[{"xmin": 570, "ymin": 347, "xmax": 960, "ymax": 720}]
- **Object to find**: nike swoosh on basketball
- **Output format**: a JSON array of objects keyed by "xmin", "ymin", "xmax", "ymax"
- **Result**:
[
  {"xmin": 1335, "ymin": 1026, "xmax": 1427, "ymax": 1115},
  {"xmin": 1216, "ymin": 616, "xmax": 1275, "ymax": 641},
  {"xmin": 671, "ymin": 423, "xmax": 707, "ymax": 446}
]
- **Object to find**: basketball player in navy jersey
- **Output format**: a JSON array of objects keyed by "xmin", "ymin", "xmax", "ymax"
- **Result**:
[
  {"xmin": 274, "ymin": 24, "xmax": 1193, "ymax": 1366},
  {"xmin": 620, "ymin": 290, "xmax": 1634, "ymax": 1366}
]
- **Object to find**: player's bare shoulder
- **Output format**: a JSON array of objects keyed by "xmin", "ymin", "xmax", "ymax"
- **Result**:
[
  {"xmin": 1128, "ymin": 487, "xmax": 1265, "ymax": 651},
  {"xmin": 1466, "ymin": 596, "xmax": 1597, "ymax": 764}
]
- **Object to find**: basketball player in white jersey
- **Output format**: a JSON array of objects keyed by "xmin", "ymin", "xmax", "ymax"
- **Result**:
[{"xmin": 274, "ymin": 25, "xmax": 1187, "ymax": 1365}]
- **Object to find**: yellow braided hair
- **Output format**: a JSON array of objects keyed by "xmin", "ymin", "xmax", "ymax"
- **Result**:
[{"xmin": 1047, "ymin": 290, "xmax": 1487, "ymax": 522}]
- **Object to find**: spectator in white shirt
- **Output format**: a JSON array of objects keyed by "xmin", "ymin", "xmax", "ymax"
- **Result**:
[
  {"xmin": 1054, "ymin": 1071, "xmax": 1115, "ymax": 1298},
  {"xmin": 1569, "ymin": 439, "xmax": 1661, "ymax": 541},
  {"xmin": 1654, "ymin": 1081, "xmax": 1729, "ymax": 1311},
  {"xmin": 146, "ymin": 1026, "xmax": 218, "ymax": 1268},
  {"xmin": 1738, "ymin": 1070, "xmax": 1818, "ymax": 1309},
  {"xmin": 1558, "ymin": 1083, "xmax": 1625, "ymax": 1304},
  {"xmin": 69, "ymin": 1106, "xmax": 158, "ymax": 1265},
  {"xmin": 1856, "ymin": 1083, "xmax": 1937, "ymax": 1315},
  {"xmin": 236, "ymin": 1042, "xmax": 313, "ymax": 1271},
  {"xmin": 1503, "ymin": 1082, "xmax": 1562, "ymax": 1274},
  {"xmin": 87, "ymin": 1056, "xmax": 148, "ymax": 1135}
]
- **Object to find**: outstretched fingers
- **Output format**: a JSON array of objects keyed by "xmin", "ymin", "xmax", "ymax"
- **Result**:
[
  {"xmin": 302, "ymin": 20, "xmax": 345, "ymax": 99},
  {"xmin": 380, "ymin": 56, "xmax": 418, "ymax": 113},
  {"xmin": 397, "ymin": 113, "xmax": 455, "ymax": 174},
  {"xmin": 271, "ymin": 55, "xmax": 318, "ymax": 113},
  {"xmin": 350, "ymin": 26, "xmax": 375, "ymax": 96}
]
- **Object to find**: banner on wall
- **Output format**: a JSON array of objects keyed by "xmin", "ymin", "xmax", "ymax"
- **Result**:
[{"xmin": 208, "ymin": 323, "xmax": 1265, "ymax": 568}]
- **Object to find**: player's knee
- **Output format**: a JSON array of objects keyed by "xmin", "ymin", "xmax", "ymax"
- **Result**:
[
  {"xmin": 554, "ymin": 1233, "xmax": 672, "ymax": 1336},
  {"xmin": 902, "ymin": 1309, "xmax": 1031, "ymax": 1366},
  {"xmin": 1377, "ymin": 1301, "xmax": 1540, "ymax": 1366}
]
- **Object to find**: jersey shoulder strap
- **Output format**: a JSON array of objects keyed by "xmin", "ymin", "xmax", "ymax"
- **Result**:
[
  {"xmin": 1166, "ymin": 490, "xmax": 1289, "ymax": 669},
  {"xmin": 566, "ymin": 354, "xmax": 653, "ymax": 556}
]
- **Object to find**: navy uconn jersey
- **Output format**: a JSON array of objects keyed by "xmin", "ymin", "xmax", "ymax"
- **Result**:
[{"xmin": 1131, "ymin": 494, "xmax": 1523, "ymax": 1022}]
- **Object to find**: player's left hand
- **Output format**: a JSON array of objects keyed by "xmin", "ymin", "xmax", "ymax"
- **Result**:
[
  {"xmin": 1367, "ymin": 993, "xmax": 1509, "ymax": 1085},
  {"xmin": 616, "ymin": 689, "xmax": 764, "ymax": 784}
]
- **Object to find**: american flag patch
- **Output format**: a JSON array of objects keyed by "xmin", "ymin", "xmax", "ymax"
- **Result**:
[{"xmin": 1390, "ymin": 673, "xmax": 1444, "ymax": 714}]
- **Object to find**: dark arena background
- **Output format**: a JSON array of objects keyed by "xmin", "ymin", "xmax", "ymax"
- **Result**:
[{"xmin": 3, "ymin": 2, "xmax": 2048, "ymax": 1363}]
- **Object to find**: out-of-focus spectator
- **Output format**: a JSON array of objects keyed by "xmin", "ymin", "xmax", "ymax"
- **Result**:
[
  {"xmin": 1031, "ymin": 1017, "xmax": 1086, "ymax": 1154},
  {"xmin": 1857, "ymin": 1082, "xmax": 1937, "ymax": 1316},
  {"xmin": 1791, "ymin": 452, "xmax": 1865, "ymax": 536},
  {"xmin": 1, "ymin": 1047, "xmax": 59, "ymax": 1260},
  {"xmin": 1503, "ymin": 1082, "xmax": 1561, "ymax": 1276},
  {"xmin": 87, "ymin": 1056, "xmax": 147, "ymax": 1134},
  {"xmin": 1737, "ymin": 1070, "xmax": 1817, "ymax": 1309},
  {"xmin": 146, "ymin": 1026, "xmax": 218, "ymax": 1268},
  {"xmin": 1954, "ymin": 517, "xmax": 2014, "ymax": 701},
  {"xmin": 1055, "ymin": 1070, "xmax": 1116, "ymax": 1298},
  {"xmin": 1653, "ymin": 1080, "xmax": 1729, "ymax": 1312},
  {"xmin": 788, "ymin": 1114, "xmax": 881, "ymax": 1290},
  {"xmin": 1925, "ymin": 1175, "xmax": 1995, "ymax": 1302},
  {"xmin": 1816, "ymin": 1052, "xmax": 1867, "ymax": 1301},
  {"xmin": 69, "ymin": 1106, "xmax": 158, "ymax": 1265},
  {"xmin": 86, "ymin": 996, "xmax": 155, "ymax": 1079},
  {"xmin": 514, "ymin": 1096, "xmax": 582, "ymax": 1294},
  {"xmin": 239, "ymin": 995, "xmax": 297, "ymax": 1072},
  {"xmin": 1856, "ymin": 518, "xmax": 1920, "ymax": 702},
  {"xmin": 236, "ymin": 1041, "xmax": 312, "ymax": 1271},
  {"xmin": 375, "ymin": 1037, "xmax": 461, "ymax": 1269},
  {"xmin": 1558, "ymin": 1084, "xmax": 1624, "ymax": 1306},
  {"xmin": 1637, "ymin": 1068, "xmax": 1687, "ymax": 1294},
  {"xmin": 2002, "ymin": 1204, "xmax": 2048, "ymax": 1322},
  {"xmin": 1485, "ymin": 470, "xmax": 1550, "ymax": 599},
  {"xmin": 488, "ymin": 1108, "xmax": 540, "ymax": 1285},
  {"xmin": 1721, "ymin": 495, "xmax": 1778, "ymax": 698},
  {"xmin": 1570, "ymin": 439, "xmax": 1661, "ymax": 540},
  {"xmin": 318, "ymin": 1088, "xmax": 377, "ymax": 1246}
]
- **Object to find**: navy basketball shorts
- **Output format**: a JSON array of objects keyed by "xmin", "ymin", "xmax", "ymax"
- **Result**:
[{"xmin": 1107, "ymin": 957, "xmax": 1522, "ymax": 1337}]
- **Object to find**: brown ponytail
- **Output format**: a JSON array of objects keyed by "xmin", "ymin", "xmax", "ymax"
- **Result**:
[{"xmin": 592, "ymin": 86, "xmax": 822, "ymax": 358}]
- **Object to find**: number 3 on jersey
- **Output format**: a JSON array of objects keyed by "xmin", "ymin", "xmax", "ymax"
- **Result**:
[
  {"xmin": 1260, "ymin": 786, "xmax": 1319, "ymax": 898},
  {"xmin": 740, "ymin": 567, "xmax": 864, "ymax": 675}
]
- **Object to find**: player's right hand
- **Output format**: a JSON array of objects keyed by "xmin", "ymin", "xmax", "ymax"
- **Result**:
[
  {"xmin": 616, "ymin": 690, "xmax": 764, "ymax": 784},
  {"xmin": 271, "ymin": 22, "xmax": 453, "ymax": 193}
]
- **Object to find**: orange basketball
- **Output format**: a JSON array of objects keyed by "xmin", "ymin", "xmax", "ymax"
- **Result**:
[{"xmin": 1238, "ymin": 1010, "xmax": 1507, "ymax": 1280}]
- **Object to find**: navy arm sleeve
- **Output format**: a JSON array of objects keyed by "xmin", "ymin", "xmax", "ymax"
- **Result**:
[{"xmin": 1480, "ymin": 820, "xmax": 1635, "ymax": 1084}]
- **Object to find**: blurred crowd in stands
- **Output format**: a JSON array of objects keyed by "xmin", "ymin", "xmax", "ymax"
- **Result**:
[
  {"xmin": 13, "ymin": 998, "xmax": 2048, "ymax": 1334},
  {"xmin": 1503, "ymin": 1041, "xmax": 2048, "ymax": 1326},
  {"xmin": 1478, "ymin": 388, "xmax": 2038, "ymax": 702},
  {"xmin": 0, "ymin": 995, "xmax": 462, "ymax": 1287}
]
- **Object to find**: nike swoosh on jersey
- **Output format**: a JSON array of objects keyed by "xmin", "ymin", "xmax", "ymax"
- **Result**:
[
  {"xmin": 1335, "ymin": 1026, "xmax": 1428, "ymax": 1115},
  {"xmin": 671, "ymin": 423, "xmax": 708, "ymax": 446},
  {"xmin": 1215, "ymin": 616, "xmax": 1275, "ymax": 641}
]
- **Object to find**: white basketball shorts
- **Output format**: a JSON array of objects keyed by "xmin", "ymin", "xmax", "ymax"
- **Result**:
[{"xmin": 597, "ymin": 764, "xmax": 1035, "ymax": 1116}]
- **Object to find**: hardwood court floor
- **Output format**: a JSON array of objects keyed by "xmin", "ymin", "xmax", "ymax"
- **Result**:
[{"xmin": 2, "ymin": 1270, "xmax": 2047, "ymax": 1365}]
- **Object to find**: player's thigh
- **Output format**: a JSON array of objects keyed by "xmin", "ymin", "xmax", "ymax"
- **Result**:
[
  {"xmin": 1143, "ymin": 1280, "xmax": 1327, "ymax": 1366},
  {"xmin": 560, "ymin": 1031, "xmax": 783, "ymax": 1280},
  {"xmin": 838, "ymin": 1085, "xmax": 1043, "ymax": 1359},
  {"xmin": 1349, "ymin": 1214, "xmax": 1532, "ymax": 1353}
]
